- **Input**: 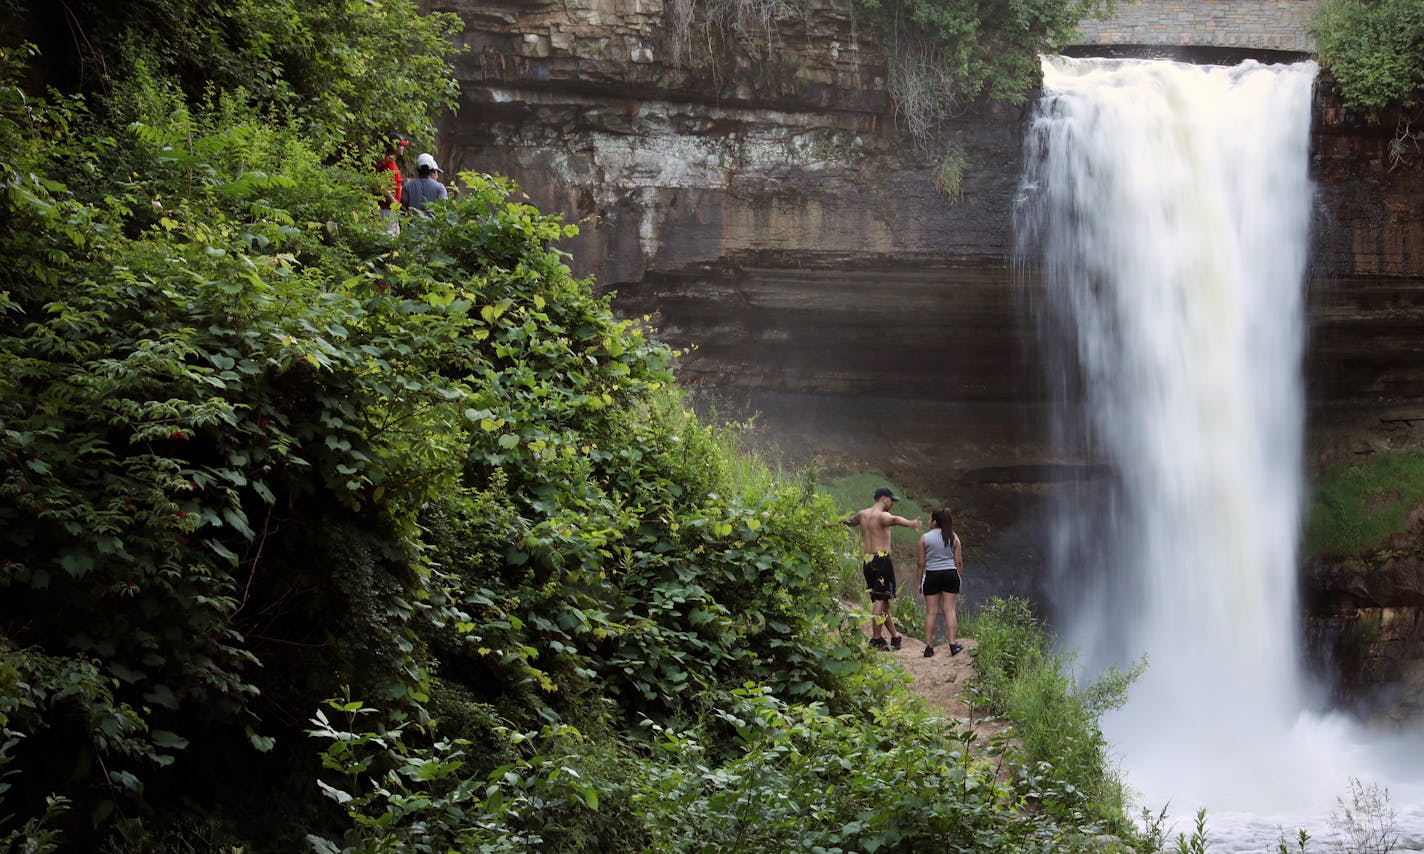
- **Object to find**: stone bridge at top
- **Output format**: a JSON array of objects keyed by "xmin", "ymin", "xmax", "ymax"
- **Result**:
[{"xmin": 1070, "ymin": 0, "xmax": 1324, "ymax": 56}]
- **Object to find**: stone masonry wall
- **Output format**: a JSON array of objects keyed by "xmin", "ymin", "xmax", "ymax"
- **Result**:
[{"xmin": 1074, "ymin": 0, "xmax": 1323, "ymax": 53}]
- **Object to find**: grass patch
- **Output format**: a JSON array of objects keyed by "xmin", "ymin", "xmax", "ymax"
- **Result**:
[{"xmin": 1304, "ymin": 449, "xmax": 1424, "ymax": 559}]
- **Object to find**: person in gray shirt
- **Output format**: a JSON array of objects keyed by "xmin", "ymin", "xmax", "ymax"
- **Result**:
[{"xmin": 403, "ymin": 152, "xmax": 448, "ymax": 217}]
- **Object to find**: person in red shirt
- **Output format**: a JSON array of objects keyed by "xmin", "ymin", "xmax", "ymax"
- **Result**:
[{"xmin": 377, "ymin": 134, "xmax": 407, "ymax": 233}]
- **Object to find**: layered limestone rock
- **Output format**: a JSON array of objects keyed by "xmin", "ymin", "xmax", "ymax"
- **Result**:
[
  {"xmin": 1307, "ymin": 557, "xmax": 1424, "ymax": 727},
  {"xmin": 431, "ymin": 0, "xmax": 1424, "ymax": 719},
  {"xmin": 1305, "ymin": 89, "xmax": 1424, "ymax": 725}
]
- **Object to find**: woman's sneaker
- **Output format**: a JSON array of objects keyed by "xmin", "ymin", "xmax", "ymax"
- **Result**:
[
  {"xmin": 868, "ymin": 637, "xmax": 888, "ymax": 650},
  {"xmin": 949, "ymin": 643, "xmax": 964, "ymax": 656},
  {"xmin": 890, "ymin": 635, "xmax": 903, "ymax": 651},
  {"xmin": 923, "ymin": 646, "xmax": 935, "ymax": 657}
]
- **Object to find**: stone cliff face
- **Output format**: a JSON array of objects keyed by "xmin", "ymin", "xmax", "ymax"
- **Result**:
[
  {"xmin": 431, "ymin": 0, "xmax": 1424, "ymax": 721},
  {"xmin": 1309, "ymin": 93, "xmax": 1424, "ymax": 405},
  {"xmin": 1305, "ymin": 91, "xmax": 1424, "ymax": 726},
  {"xmin": 434, "ymin": 0, "xmax": 1050, "ymax": 602},
  {"xmin": 1307, "ymin": 557, "xmax": 1424, "ymax": 728}
]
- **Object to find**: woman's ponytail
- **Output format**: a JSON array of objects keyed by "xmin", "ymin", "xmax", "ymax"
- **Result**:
[{"xmin": 932, "ymin": 507, "xmax": 953, "ymax": 548}]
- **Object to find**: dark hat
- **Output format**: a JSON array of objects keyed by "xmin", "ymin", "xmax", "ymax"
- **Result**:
[{"xmin": 873, "ymin": 487, "xmax": 899, "ymax": 501}]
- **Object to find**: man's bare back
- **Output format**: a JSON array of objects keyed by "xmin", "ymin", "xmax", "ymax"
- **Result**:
[
  {"xmin": 844, "ymin": 487, "xmax": 921, "ymax": 552},
  {"xmin": 845, "ymin": 504, "xmax": 919, "ymax": 553},
  {"xmin": 843, "ymin": 487, "xmax": 921, "ymax": 648}
]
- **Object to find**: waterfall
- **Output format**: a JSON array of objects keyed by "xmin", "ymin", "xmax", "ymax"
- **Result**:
[{"xmin": 1016, "ymin": 56, "xmax": 1424, "ymax": 849}]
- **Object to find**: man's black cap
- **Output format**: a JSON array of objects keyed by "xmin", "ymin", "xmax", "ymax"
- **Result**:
[{"xmin": 874, "ymin": 487, "xmax": 898, "ymax": 501}]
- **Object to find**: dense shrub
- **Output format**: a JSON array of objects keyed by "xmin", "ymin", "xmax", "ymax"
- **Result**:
[
  {"xmin": 965, "ymin": 598, "xmax": 1140, "ymax": 824},
  {"xmin": 1313, "ymin": 0, "xmax": 1424, "ymax": 116},
  {"xmin": 1, "ymin": 2, "xmax": 1147, "ymax": 849}
]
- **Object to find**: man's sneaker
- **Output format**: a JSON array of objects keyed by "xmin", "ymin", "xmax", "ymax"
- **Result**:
[
  {"xmin": 949, "ymin": 643, "xmax": 964, "ymax": 656},
  {"xmin": 868, "ymin": 637, "xmax": 888, "ymax": 650},
  {"xmin": 923, "ymin": 646, "xmax": 935, "ymax": 658},
  {"xmin": 890, "ymin": 635, "xmax": 903, "ymax": 651}
]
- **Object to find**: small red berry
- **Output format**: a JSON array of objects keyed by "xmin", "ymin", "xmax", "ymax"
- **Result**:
[{"xmin": 170, "ymin": 430, "xmax": 186, "ymax": 440}]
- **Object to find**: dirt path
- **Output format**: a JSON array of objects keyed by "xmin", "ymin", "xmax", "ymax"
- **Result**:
[
  {"xmin": 860, "ymin": 623, "xmax": 1012, "ymax": 756},
  {"xmin": 890, "ymin": 633, "xmax": 978, "ymax": 720}
]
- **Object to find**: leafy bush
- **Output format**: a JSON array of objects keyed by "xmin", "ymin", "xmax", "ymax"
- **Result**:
[
  {"xmin": 310, "ymin": 679, "xmax": 1140, "ymax": 853},
  {"xmin": 855, "ymin": 0, "xmax": 1119, "ymax": 144},
  {"xmin": 1, "ymin": 4, "xmax": 1154, "ymax": 849},
  {"xmin": 0, "ymin": 42, "xmax": 874, "ymax": 841},
  {"xmin": 964, "ymin": 598, "xmax": 1140, "ymax": 823},
  {"xmin": 15, "ymin": 0, "xmax": 461, "ymax": 150},
  {"xmin": 1313, "ymin": 0, "xmax": 1424, "ymax": 116}
]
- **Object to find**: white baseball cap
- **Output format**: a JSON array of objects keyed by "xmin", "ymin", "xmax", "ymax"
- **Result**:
[{"xmin": 416, "ymin": 153, "xmax": 442, "ymax": 172}]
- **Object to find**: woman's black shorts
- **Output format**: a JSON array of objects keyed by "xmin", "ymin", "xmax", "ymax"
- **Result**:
[{"xmin": 921, "ymin": 569, "xmax": 960, "ymax": 596}]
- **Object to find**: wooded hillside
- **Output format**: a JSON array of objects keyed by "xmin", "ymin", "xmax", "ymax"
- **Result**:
[{"xmin": 0, "ymin": 2, "xmax": 1138, "ymax": 850}]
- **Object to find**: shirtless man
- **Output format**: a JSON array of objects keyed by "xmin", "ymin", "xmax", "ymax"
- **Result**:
[{"xmin": 843, "ymin": 487, "xmax": 921, "ymax": 650}]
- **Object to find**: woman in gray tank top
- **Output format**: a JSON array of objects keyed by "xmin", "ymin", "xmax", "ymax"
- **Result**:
[{"xmin": 917, "ymin": 507, "xmax": 964, "ymax": 657}]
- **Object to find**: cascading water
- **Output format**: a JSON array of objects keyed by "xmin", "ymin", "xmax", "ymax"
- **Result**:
[{"xmin": 1016, "ymin": 56, "xmax": 1424, "ymax": 850}]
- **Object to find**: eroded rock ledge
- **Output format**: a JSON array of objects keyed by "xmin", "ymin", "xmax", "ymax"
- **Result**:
[{"xmin": 1307, "ymin": 557, "xmax": 1424, "ymax": 727}]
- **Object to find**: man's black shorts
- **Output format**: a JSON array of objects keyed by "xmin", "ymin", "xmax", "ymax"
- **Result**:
[
  {"xmin": 862, "ymin": 552, "xmax": 896, "ymax": 602},
  {"xmin": 921, "ymin": 569, "xmax": 960, "ymax": 596}
]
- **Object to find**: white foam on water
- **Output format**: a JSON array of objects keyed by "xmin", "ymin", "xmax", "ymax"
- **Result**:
[{"xmin": 1016, "ymin": 55, "xmax": 1424, "ymax": 849}]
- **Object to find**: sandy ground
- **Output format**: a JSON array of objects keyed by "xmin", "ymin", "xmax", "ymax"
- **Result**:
[
  {"xmin": 889, "ymin": 633, "xmax": 978, "ymax": 719},
  {"xmin": 858, "ymin": 616, "xmax": 1013, "ymax": 756}
]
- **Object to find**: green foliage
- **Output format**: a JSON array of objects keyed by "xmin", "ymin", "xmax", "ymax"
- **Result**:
[
  {"xmin": 308, "ymin": 698, "xmax": 649, "ymax": 852},
  {"xmin": 934, "ymin": 143, "xmax": 969, "ymax": 202},
  {"xmin": 963, "ymin": 596, "xmax": 1047, "ymax": 711},
  {"xmin": 310, "ymin": 680, "xmax": 1137, "ymax": 853},
  {"xmin": 1277, "ymin": 826, "xmax": 1312, "ymax": 853},
  {"xmin": 1313, "ymin": 0, "xmax": 1424, "ymax": 117},
  {"xmin": 0, "ymin": 29, "xmax": 885, "ymax": 843},
  {"xmin": 0, "ymin": 4, "xmax": 1156, "ymax": 848},
  {"xmin": 892, "ymin": 591, "xmax": 927, "ymax": 638},
  {"xmin": 855, "ymin": 0, "xmax": 1118, "ymax": 143},
  {"xmin": 0, "ymin": 25, "xmax": 686, "ymax": 843},
  {"xmin": 1172, "ymin": 809, "xmax": 1210, "ymax": 854},
  {"xmin": 964, "ymin": 598, "xmax": 1140, "ymax": 823},
  {"xmin": 1302, "ymin": 450, "xmax": 1424, "ymax": 559},
  {"xmin": 15, "ymin": 0, "xmax": 461, "ymax": 150}
]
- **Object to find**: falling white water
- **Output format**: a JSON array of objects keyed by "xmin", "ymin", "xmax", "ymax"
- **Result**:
[{"xmin": 1016, "ymin": 56, "xmax": 1424, "ymax": 850}]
